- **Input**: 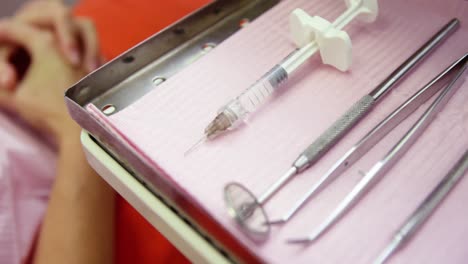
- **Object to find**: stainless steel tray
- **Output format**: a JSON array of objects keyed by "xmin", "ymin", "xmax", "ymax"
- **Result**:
[{"xmin": 66, "ymin": 1, "xmax": 280, "ymax": 263}]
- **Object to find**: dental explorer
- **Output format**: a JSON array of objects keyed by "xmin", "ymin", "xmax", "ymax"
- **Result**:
[
  {"xmin": 268, "ymin": 19, "xmax": 460, "ymax": 225},
  {"xmin": 374, "ymin": 149, "xmax": 468, "ymax": 264},
  {"xmin": 185, "ymin": 0, "xmax": 379, "ymax": 155},
  {"xmin": 287, "ymin": 53, "xmax": 468, "ymax": 244},
  {"xmin": 223, "ymin": 19, "xmax": 459, "ymax": 241}
]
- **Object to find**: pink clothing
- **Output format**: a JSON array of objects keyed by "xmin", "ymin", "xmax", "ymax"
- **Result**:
[{"xmin": 0, "ymin": 112, "xmax": 56, "ymax": 264}]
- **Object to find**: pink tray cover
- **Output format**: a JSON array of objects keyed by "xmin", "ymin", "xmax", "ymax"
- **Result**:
[{"xmin": 87, "ymin": 0, "xmax": 468, "ymax": 262}]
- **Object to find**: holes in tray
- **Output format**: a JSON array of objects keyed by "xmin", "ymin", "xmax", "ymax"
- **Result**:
[
  {"xmin": 122, "ymin": 56, "xmax": 135, "ymax": 63},
  {"xmin": 152, "ymin": 76, "xmax": 166, "ymax": 86},
  {"xmin": 213, "ymin": 7, "xmax": 222, "ymax": 15},
  {"xmin": 102, "ymin": 104, "xmax": 117, "ymax": 115},
  {"xmin": 239, "ymin": 18, "xmax": 250, "ymax": 28},
  {"xmin": 78, "ymin": 86, "xmax": 91, "ymax": 97},
  {"xmin": 173, "ymin": 27, "xmax": 185, "ymax": 35},
  {"xmin": 201, "ymin": 42, "xmax": 217, "ymax": 53}
]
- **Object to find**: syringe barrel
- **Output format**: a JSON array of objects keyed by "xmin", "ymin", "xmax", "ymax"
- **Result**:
[{"xmin": 219, "ymin": 65, "xmax": 288, "ymax": 127}]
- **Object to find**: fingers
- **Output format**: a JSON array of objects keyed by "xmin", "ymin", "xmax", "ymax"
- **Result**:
[
  {"xmin": 14, "ymin": 1, "xmax": 101, "ymax": 71},
  {"xmin": 0, "ymin": 20, "xmax": 53, "ymax": 56},
  {"xmin": 17, "ymin": 0, "xmax": 80, "ymax": 65},
  {"xmin": 54, "ymin": 12, "xmax": 80, "ymax": 65},
  {"xmin": 0, "ymin": 47, "xmax": 17, "ymax": 90},
  {"xmin": 75, "ymin": 18, "xmax": 100, "ymax": 72}
]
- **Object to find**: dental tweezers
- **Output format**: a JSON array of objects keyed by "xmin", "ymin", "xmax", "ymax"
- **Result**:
[{"xmin": 287, "ymin": 53, "xmax": 468, "ymax": 244}]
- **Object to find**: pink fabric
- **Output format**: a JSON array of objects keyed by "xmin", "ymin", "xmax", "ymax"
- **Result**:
[
  {"xmin": 0, "ymin": 112, "xmax": 56, "ymax": 264},
  {"xmin": 88, "ymin": 0, "xmax": 468, "ymax": 263}
]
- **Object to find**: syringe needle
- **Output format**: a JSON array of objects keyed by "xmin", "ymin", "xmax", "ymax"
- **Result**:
[{"xmin": 184, "ymin": 135, "xmax": 206, "ymax": 156}]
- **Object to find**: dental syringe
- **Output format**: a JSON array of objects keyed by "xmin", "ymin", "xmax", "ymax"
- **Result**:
[{"xmin": 186, "ymin": 0, "xmax": 379, "ymax": 154}]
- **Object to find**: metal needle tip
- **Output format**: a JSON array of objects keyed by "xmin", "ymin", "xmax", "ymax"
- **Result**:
[{"xmin": 184, "ymin": 135, "xmax": 206, "ymax": 156}]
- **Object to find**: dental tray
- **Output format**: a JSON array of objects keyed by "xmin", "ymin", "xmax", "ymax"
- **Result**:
[{"xmin": 65, "ymin": 0, "xmax": 468, "ymax": 263}]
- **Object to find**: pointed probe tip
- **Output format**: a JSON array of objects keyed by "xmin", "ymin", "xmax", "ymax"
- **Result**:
[{"xmin": 287, "ymin": 230, "xmax": 322, "ymax": 245}]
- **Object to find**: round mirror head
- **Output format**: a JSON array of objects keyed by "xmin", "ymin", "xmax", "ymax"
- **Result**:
[{"xmin": 224, "ymin": 182, "xmax": 270, "ymax": 241}]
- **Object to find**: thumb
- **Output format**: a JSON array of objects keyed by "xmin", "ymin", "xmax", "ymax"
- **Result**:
[{"xmin": 0, "ymin": 20, "xmax": 51, "ymax": 59}]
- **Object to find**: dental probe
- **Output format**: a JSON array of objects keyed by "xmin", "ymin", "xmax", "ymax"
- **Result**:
[
  {"xmin": 374, "ymin": 149, "xmax": 468, "ymax": 264},
  {"xmin": 267, "ymin": 19, "xmax": 460, "ymax": 225},
  {"xmin": 287, "ymin": 53, "xmax": 468, "ymax": 244},
  {"xmin": 185, "ymin": 0, "xmax": 379, "ymax": 155}
]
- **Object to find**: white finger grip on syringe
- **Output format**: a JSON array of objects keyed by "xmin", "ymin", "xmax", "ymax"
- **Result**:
[
  {"xmin": 290, "ymin": 13, "xmax": 352, "ymax": 71},
  {"xmin": 290, "ymin": 0, "xmax": 378, "ymax": 71}
]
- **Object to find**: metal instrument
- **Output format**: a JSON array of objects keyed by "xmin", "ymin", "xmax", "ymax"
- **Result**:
[
  {"xmin": 375, "ymin": 149, "xmax": 468, "ymax": 264},
  {"xmin": 223, "ymin": 19, "xmax": 459, "ymax": 241},
  {"xmin": 287, "ymin": 53, "xmax": 468, "ymax": 244}
]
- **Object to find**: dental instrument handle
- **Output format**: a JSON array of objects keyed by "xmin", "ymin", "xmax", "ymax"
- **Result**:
[
  {"xmin": 369, "ymin": 18, "xmax": 460, "ymax": 101},
  {"xmin": 295, "ymin": 95, "xmax": 375, "ymax": 171},
  {"xmin": 375, "ymin": 149, "xmax": 468, "ymax": 264},
  {"xmin": 398, "ymin": 152, "xmax": 468, "ymax": 239},
  {"xmin": 263, "ymin": 93, "xmax": 374, "ymax": 202},
  {"xmin": 262, "ymin": 95, "xmax": 375, "ymax": 206}
]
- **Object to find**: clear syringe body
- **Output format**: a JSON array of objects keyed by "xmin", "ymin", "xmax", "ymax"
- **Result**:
[
  {"xmin": 204, "ymin": 42, "xmax": 318, "ymax": 139},
  {"xmin": 226, "ymin": 65, "xmax": 288, "ymax": 119}
]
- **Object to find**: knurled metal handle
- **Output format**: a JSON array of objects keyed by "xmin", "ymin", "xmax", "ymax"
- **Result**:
[{"xmin": 297, "ymin": 95, "xmax": 375, "ymax": 171}]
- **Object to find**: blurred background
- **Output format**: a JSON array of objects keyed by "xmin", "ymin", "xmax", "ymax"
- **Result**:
[{"xmin": 1, "ymin": 0, "xmax": 76, "ymax": 17}]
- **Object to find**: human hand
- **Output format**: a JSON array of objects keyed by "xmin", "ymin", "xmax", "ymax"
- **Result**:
[
  {"xmin": 0, "ymin": 20, "xmax": 87, "ymax": 143},
  {"xmin": 0, "ymin": 0, "xmax": 100, "ymax": 91}
]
